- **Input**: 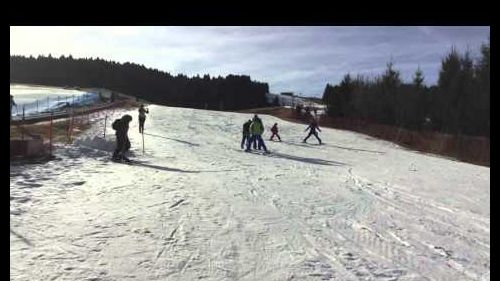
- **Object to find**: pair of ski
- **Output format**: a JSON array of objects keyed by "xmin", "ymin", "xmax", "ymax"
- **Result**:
[
  {"xmin": 244, "ymin": 149, "xmax": 271, "ymax": 155},
  {"xmin": 270, "ymin": 139, "xmax": 323, "ymax": 145},
  {"xmin": 111, "ymin": 156, "xmax": 135, "ymax": 164}
]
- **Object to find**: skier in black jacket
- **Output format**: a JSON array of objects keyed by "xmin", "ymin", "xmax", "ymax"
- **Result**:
[
  {"xmin": 303, "ymin": 119, "xmax": 322, "ymax": 144},
  {"xmin": 112, "ymin": 114, "xmax": 133, "ymax": 161},
  {"xmin": 138, "ymin": 104, "xmax": 149, "ymax": 134},
  {"xmin": 241, "ymin": 119, "xmax": 252, "ymax": 149}
]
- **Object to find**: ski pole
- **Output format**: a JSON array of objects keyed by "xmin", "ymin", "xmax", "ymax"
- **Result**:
[
  {"xmin": 68, "ymin": 108, "xmax": 74, "ymax": 143},
  {"xmin": 21, "ymin": 105, "xmax": 25, "ymax": 141},
  {"xmin": 103, "ymin": 115, "xmax": 107, "ymax": 139},
  {"xmin": 142, "ymin": 131, "xmax": 145, "ymax": 154},
  {"xmin": 49, "ymin": 111, "xmax": 53, "ymax": 156}
]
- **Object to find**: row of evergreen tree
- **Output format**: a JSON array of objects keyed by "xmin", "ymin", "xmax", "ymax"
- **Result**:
[
  {"xmin": 322, "ymin": 40, "xmax": 489, "ymax": 138},
  {"xmin": 10, "ymin": 55, "xmax": 269, "ymax": 110}
]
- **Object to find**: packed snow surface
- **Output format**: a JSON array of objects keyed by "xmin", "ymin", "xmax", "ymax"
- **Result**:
[{"xmin": 10, "ymin": 105, "xmax": 489, "ymax": 280}]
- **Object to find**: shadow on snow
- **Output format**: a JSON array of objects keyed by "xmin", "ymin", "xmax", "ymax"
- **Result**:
[
  {"xmin": 143, "ymin": 133, "xmax": 200, "ymax": 147},
  {"xmin": 326, "ymin": 144, "xmax": 385, "ymax": 154},
  {"xmin": 235, "ymin": 148, "xmax": 347, "ymax": 167},
  {"xmin": 271, "ymin": 151, "xmax": 347, "ymax": 166},
  {"xmin": 132, "ymin": 161, "xmax": 238, "ymax": 174},
  {"xmin": 10, "ymin": 228, "xmax": 33, "ymax": 246}
]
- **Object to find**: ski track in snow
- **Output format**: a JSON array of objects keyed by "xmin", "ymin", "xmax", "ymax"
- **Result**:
[{"xmin": 11, "ymin": 105, "xmax": 490, "ymax": 281}]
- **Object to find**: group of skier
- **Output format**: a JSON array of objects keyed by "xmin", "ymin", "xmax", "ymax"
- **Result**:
[
  {"xmin": 241, "ymin": 114, "xmax": 322, "ymax": 153},
  {"xmin": 112, "ymin": 104, "xmax": 149, "ymax": 162},
  {"xmin": 241, "ymin": 115, "xmax": 269, "ymax": 153},
  {"xmin": 111, "ymin": 104, "xmax": 323, "ymax": 162}
]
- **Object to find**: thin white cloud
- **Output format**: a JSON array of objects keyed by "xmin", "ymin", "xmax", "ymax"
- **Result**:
[{"xmin": 10, "ymin": 26, "xmax": 490, "ymax": 97}]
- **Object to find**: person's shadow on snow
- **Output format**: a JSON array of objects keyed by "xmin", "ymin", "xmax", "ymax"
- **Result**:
[
  {"xmin": 10, "ymin": 228, "xmax": 33, "ymax": 246},
  {"xmin": 132, "ymin": 162, "xmax": 200, "ymax": 173},
  {"xmin": 132, "ymin": 161, "xmax": 238, "ymax": 174},
  {"xmin": 269, "ymin": 151, "xmax": 347, "ymax": 166},
  {"xmin": 143, "ymin": 133, "xmax": 199, "ymax": 147}
]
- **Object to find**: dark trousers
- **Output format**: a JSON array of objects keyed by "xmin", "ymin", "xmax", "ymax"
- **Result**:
[
  {"xmin": 304, "ymin": 131, "xmax": 322, "ymax": 144},
  {"xmin": 270, "ymin": 132, "xmax": 281, "ymax": 141},
  {"xmin": 114, "ymin": 134, "xmax": 130, "ymax": 158},
  {"xmin": 139, "ymin": 117, "xmax": 146, "ymax": 133},
  {"xmin": 247, "ymin": 135, "xmax": 267, "ymax": 151},
  {"xmin": 125, "ymin": 137, "xmax": 130, "ymax": 152},
  {"xmin": 241, "ymin": 134, "xmax": 250, "ymax": 149}
]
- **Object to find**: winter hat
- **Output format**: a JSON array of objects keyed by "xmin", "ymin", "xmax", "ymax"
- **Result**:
[{"xmin": 122, "ymin": 114, "xmax": 133, "ymax": 122}]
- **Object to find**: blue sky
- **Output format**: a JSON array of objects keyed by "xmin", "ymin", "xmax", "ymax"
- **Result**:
[{"xmin": 10, "ymin": 26, "xmax": 490, "ymax": 97}]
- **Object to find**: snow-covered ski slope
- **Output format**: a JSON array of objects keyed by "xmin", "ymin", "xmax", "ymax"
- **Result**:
[{"xmin": 10, "ymin": 105, "xmax": 489, "ymax": 280}]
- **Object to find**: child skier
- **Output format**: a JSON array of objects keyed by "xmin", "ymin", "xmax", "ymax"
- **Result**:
[
  {"xmin": 138, "ymin": 104, "xmax": 149, "ymax": 134},
  {"xmin": 112, "ymin": 114, "xmax": 133, "ymax": 162},
  {"xmin": 241, "ymin": 119, "xmax": 252, "ymax": 149},
  {"xmin": 269, "ymin": 123, "xmax": 281, "ymax": 141},
  {"xmin": 303, "ymin": 119, "xmax": 322, "ymax": 144}
]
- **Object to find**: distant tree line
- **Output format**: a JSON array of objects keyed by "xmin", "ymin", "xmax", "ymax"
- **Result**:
[
  {"xmin": 10, "ymin": 55, "xmax": 269, "ymax": 110},
  {"xmin": 322, "ymin": 40, "xmax": 490, "ymax": 138}
]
